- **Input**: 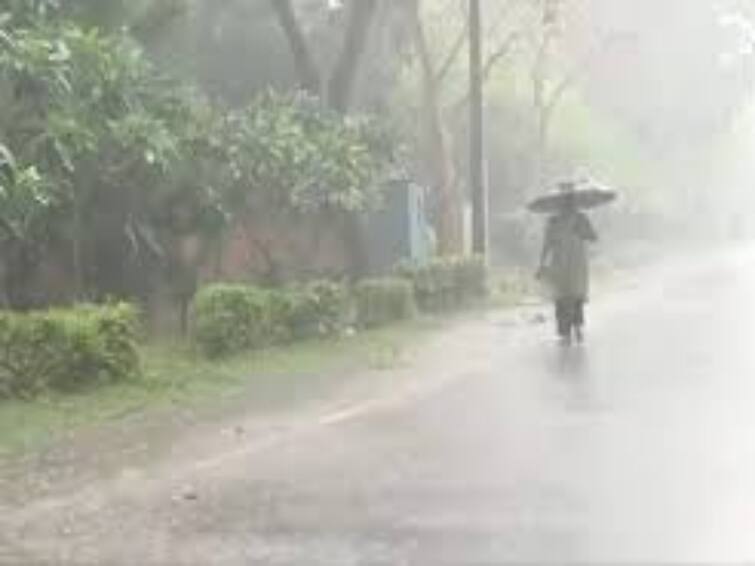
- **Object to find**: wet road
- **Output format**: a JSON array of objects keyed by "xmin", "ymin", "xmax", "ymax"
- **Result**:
[{"xmin": 7, "ymin": 250, "xmax": 755, "ymax": 564}]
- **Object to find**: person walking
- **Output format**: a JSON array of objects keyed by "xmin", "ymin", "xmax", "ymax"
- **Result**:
[{"xmin": 536, "ymin": 182, "xmax": 599, "ymax": 345}]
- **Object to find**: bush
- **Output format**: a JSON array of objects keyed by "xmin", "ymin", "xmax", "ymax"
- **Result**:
[
  {"xmin": 191, "ymin": 281, "xmax": 348, "ymax": 358},
  {"xmin": 284, "ymin": 280, "xmax": 348, "ymax": 340},
  {"xmin": 396, "ymin": 255, "xmax": 488, "ymax": 311},
  {"xmin": 191, "ymin": 284, "xmax": 275, "ymax": 358},
  {"xmin": 396, "ymin": 259, "xmax": 452, "ymax": 311},
  {"xmin": 0, "ymin": 303, "xmax": 141, "ymax": 399},
  {"xmin": 354, "ymin": 278, "xmax": 416, "ymax": 328}
]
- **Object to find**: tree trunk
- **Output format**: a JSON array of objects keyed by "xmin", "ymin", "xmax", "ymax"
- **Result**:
[
  {"xmin": 71, "ymin": 184, "xmax": 84, "ymax": 301},
  {"xmin": 268, "ymin": 0, "xmax": 322, "ymax": 95},
  {"xmin": 342, "ymin": 210, "xmax": 368, "ymax": 280},
  {"xmin": 268, "ymin": 0, "xmax": 382, "ymax": 277},
  {"xmin": 4, "ymin": 243, "xmax": 38, "ymax": 310},
  {"xmin": 326, "ymin": 1, "xmax": 379, "ymax": 275},
  {"xmin": 407, "ymin": 1, "xmax": 463, "ymax": 255},
  {"xmin": 532, "ymin": 37, "xmax": 548, "ymax": 193},
  {"xmin": 536, "ymin": 101, "xmax": 555, "ymax": 189},
  {"xmin": 327, "ymin": 0, "xmax": 378, "ymax": 112}
]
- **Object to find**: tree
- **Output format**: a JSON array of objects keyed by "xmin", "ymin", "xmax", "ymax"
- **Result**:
[
  {"xmin": 0, "ymin": 0, "xmax": 60, "ymax": 25},
  {"xmin": 0, "ymin": 145, "xmax": 60, "ymax": 308},
  {"xmin": 401, "ymin": 0, "xmax": 523, "ymax": 254},
  {"xmin": 0, "ymin": 18, "xmax": 221, "ymax": 305},
  {"xmin": 269, "ymin": 0, "xmax": 378, "ymax": 112},
  {"xmin": 0, "ymin": 3, "xmax": 400, "ymax": 309},
  {"xmin": 519, "ymin": 0, "xmax": 636, "ymax": 190},
  {"xmin": 268, "ymin": 0, "xmax": 386, "ymax": 277},
  {"xmin": 217, "ymin": 91, "xmax": 398, "ymax": 281}
]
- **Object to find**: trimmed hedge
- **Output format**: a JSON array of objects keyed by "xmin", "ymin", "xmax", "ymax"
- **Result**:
[
  {"xmin": 0, "ymin": 303, "xmax": 141, "ymax": 399},
  {"xmin": 396, "ymin": 255, "xmax": 488, "ymax": 312},
  {"xmin": 354, "ymin": 278, "xmax": 416, "ymax": 328},
  {"xmin": 285, "ymin": 280, "xmax": 348, "ymax": 340},
  {"xmin": 191, "ymin": 259, "xmax": 487, "ymax": 359},
  {"xmin": 191, "ymin": 280, "xmax": 348, "ymax": 358},
  {"xmin": 191, "ymin": 284, "xmax": 273, "ymax": 358}
]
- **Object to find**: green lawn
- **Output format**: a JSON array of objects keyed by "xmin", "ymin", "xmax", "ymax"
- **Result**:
[{"xmin": 0, "ymin": 318, "xmax": 443, "ymax": 458}]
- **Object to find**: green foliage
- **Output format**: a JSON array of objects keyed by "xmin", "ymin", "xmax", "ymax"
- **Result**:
[
  {"xmin": 192, "ymin": 257, "xmax": 487, "ymax": 358},
  {"xmin": 1, "ymin": 0, "xmax": 61, "ymax": 26},
  {"xmin": 0, "ymin": 14, "xmax": 400, "ymax": 305},
  {"xmin": 58, "ymin": 0, "xmax": 189, "ymax": 41},
  {"xmin": 284, "ymin": 280, "xmax": 348, "ymax": 340},
  {"xmin": 0, "ymin": 147, "xmax": 58, "ymax": 247},
  {"xmin": 191, "ymin": 284, "xmax": 273, "ymax": 358},
  {"xmin": 0, "ymin": 302, "xmax": 140, "ymax": 398},
  {"xmin": 0, "ymin": 10, "xmax": 401, "ymax": 307},
  {"xmin": 0, "ymin": 19, "xmax": 198, "ymax": 299},
  {"xmin": 396, "ymin": 255, "xmax": 488, "ymax": 312},
  {"xmin": 0, "ymin": 143, "xmax": 64, "ymax": 307},
  {"xmin": 191, "ymin": 280, "xmax": 349, "ymax": 358},
  {"xmin": 221, "ymin": 91, "xmax": 396, "ymax": 215},
  {"xmin": 354, "ymin": 278, "xmax": 416, "ymax": 328}
]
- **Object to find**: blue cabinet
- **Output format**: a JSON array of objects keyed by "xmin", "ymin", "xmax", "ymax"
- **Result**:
[{"xmin": 363, "ymin": 179, "xmax": 433, "ymax": 276}]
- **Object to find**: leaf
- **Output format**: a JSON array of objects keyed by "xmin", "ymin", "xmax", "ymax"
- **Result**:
[
  {"xmin": 52, "ymin": 138, "xmax": 75, "ymax": 173},
  {"xmin": 48, "ymin": 39, "xmax": 70, "ymax": 63},
  {"xmin": 0, "ymin": 28, "xmax": 14, "ymax": 50},
  {"xmin": 0, "ymin": 143, "xmax": 17, "ymax": 183}
]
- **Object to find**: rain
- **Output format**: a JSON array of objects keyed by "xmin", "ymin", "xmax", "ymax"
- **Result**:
[{"xmin": 1, "ymin": 0, "xmax": 755, "ymax": 563}]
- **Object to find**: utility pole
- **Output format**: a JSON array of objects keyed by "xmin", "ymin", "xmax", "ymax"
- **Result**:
[{"xmin": 469, "ymin": 0, "xmax": 488, "ymax": 256}]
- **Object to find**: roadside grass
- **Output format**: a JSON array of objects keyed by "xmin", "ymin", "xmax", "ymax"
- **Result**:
[{"xmin": 0, "ymin": 318, "xmax": 443, "ymax": 458}]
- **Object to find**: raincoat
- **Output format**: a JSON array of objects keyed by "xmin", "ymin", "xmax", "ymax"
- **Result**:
[{"xmin": 541, "ymin": 210, "xmax": 597, "ymax": 300}]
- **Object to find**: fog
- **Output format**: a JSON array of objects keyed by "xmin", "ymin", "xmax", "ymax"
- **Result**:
[
  {"xmin": 2, "ymin": 0, "xmax": 754, "ymax": 304},
  {"xmin": 8, "ymin": 3, "xmax": 755, "ymax": 562},
  {"xmin": 139, "ymin": 0, "xmax": 755, "ymax": 253}
]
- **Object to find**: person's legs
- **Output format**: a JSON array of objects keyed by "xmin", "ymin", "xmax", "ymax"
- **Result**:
[
  {"xmin": 573, "ymin": 298, "xmax": 585, "ymax": 343},
  {"xmin": 555, "ymin": 299, "xmax": 571, "ymax": 342}
]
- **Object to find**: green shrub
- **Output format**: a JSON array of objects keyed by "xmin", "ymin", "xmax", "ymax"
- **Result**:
[
  {"xmin": 396, "ymin": 255, "xmax": 488, "ymax": 311},
  {"xmin": 397, "ymin": 258, "xmax": 452, "ymax": 311},
  {"xmin": 354, "ymin": 278, "xmax": 416, "ymax": 328},
  {"xmin": 191, "ymin": 281, "xmax": 348, "ymax": 358},
  {"xmin": 191, "ymin": 284, "xmax": 275, "ymax": 358},
  {"xmin": 0, "ymin": 303, "xmax": 141, "ymax": 399},
  {"xmin": 284, "ymin": 280, "xmax": 348, "ymax": 340}
]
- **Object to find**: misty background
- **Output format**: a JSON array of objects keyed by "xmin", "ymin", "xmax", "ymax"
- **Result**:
[
  {"xmin": 127, "ymin": 0, "xmax": 755, "ymax": 257},
  {"xmin": 4, "ymin": 0, "xmax": 755, "ymax": 307}
]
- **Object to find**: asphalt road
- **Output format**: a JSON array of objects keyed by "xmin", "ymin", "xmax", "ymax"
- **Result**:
[{"xmin": 5, "ymin": 250, "xmax": 755, "ymax": 565}]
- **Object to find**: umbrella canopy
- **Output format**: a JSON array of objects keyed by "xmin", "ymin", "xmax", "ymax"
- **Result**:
[{"xmin": 527, "ymin": 182, "xmax": 617, "ymax": 214}]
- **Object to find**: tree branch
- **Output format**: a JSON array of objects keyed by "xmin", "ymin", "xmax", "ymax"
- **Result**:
[
  {"xmin": 544, "ymin": 68, "xmax": 579, "ymax": 117},
  {"xmin": 327, "ymin": 0, "xmax": 378, "ymax": 112},
  {"xmin": 483, "ymin": 33, "xmax": 519, "ymax": 81},
  {"xmin": 435, "ymin": 0, "xmax": 515, "ymax": 86},
  {"xmin": 447, "ymin": 32, "xmax": 519, "ymax": 116},
  {"xmin": 434, "ymin": 20, "xmax": 469, "ymax": 84},
  {"xmin": 268, "ymin": 0, "xmax": 321, "ymax": 96}
]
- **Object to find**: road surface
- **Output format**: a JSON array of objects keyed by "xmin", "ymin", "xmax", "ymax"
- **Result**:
[{"xmin": 4, "ymin": 250, "xmax": 755, "ymax": 564}]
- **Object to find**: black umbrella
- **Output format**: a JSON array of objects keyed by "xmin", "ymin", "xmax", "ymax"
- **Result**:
[{"xmin": 527, "ymin": 182, "xmax": 617, "ymax": 214}]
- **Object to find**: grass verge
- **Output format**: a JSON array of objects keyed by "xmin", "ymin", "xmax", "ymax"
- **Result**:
[{"xmin": 0, "ymin": 318, "xmax": 443, "ymax": 459}]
